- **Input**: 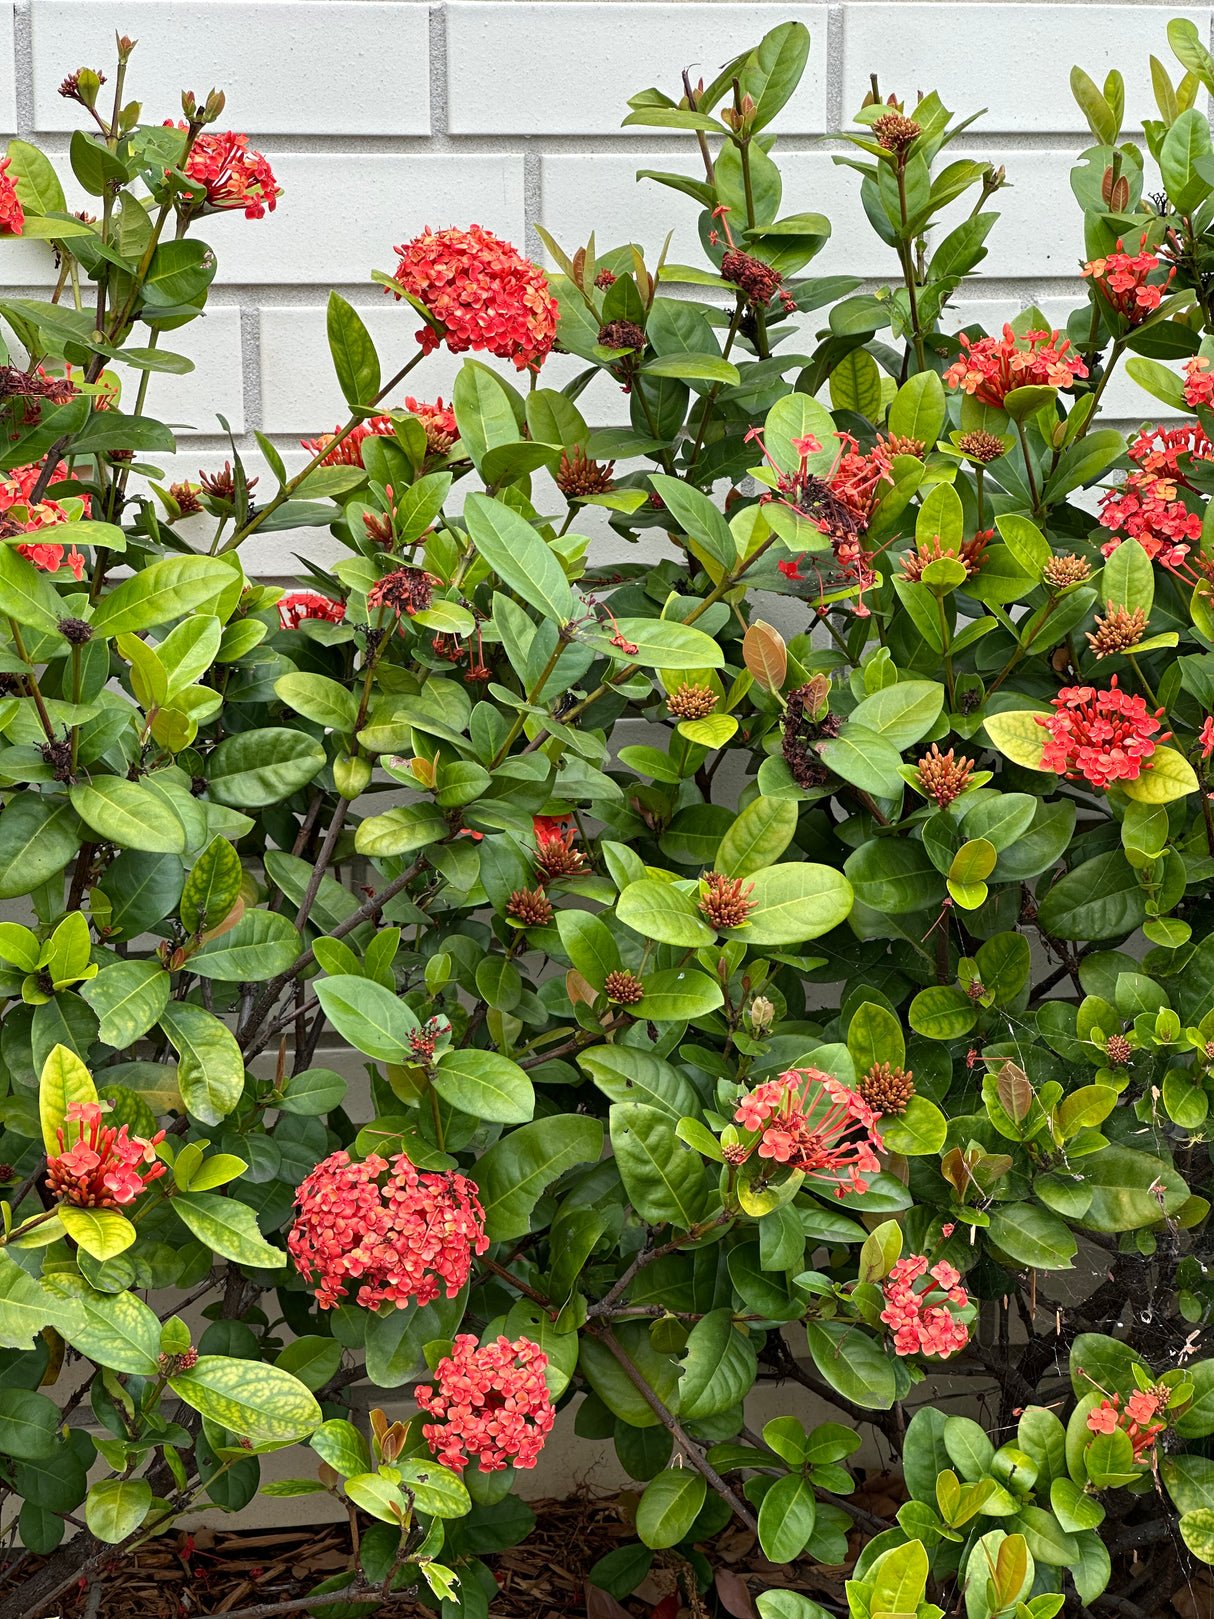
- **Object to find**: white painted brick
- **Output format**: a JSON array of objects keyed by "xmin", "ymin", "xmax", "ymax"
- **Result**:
[
  {"xmin": 541, "ymin": 151, "xmax": 893, "ymax": 281},
  {"xmin": 206, "ymin": 154, "xmax": 526, "ymax": 285},
  {"xmin": 841, "ymin": 6, "xmax": 1211, "ymax": 134},
  {"xmin": 139, "ymin": 305, "xmax": 245, "ymax": 436},
  {"xmin": 30, "ymin": 2, "xmax": 430, "ymax": 134},
  {"xmin": 446, "ymin": 2, "xmax": 829, "ymax": 135},
  {"xmin": 937, "ymin": 150, "xmax": 1082, "ymax": 280},
  {"xmin": 0, "ymin": 4, "xmax": 15, "ymax": 132}
]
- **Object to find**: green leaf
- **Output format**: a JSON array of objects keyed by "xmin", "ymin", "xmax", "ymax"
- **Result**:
[
  {"xmin": 716, "ymin": 796, "xmax": 798, "ymax": 878},
  {"xmin": 189, "ymin": 909, "xmax": 300, "ymax": 981},
  {"xmin": 173, "ymin": 1193, "xmax": 285, "ymax": 1270},
  {"xmin": 721, "ymin": 862, "xmax": 853, "ymax": 946},
  {"xmin": 81, "ymin": 962, "xmax": 170, "ymax": 1048},
  {"xmin": 38, "ymin": 1041, "xmax": 97, "ymax": 1156},
  {"xmin": 1077, "ymin": 1146, "xmax": 1189, "ymax": 1231},
  {"xmin": 70, "ymin": 779, "xmax": 186, "ymax": 855},
  {"xmin": 0, "ymin": 545, "xmax": 69, "ymax": 641},
  {"xmin": 848, "ymin": 681, "xmax": 944, "ymax": 749},
  {"xmin": 579, "ymin": 1044, "xmax": 701, "ymax": 1121},
  {"xmin": 353, "ymin": 803, "xmax": 448, "ymax": 858},
  {"xmin": 1121, "ymin": 745, "xmax": 1199, "ymax": 804},
  {"xmin": 57, "ymin": 1206, "xmax": 134, "ymax": 1261},
  {"xmin": 582, "ymin": 617, "xmax": 725, "ymax": 670},
  {"xmin": 748, "ymin": 19, "xmax": 811, "ymax": 132},
  {"xmin": 274, "ymin": 671, "xmax": 360, "ymax": 733},
  {"xmin": 1181, "ymin": 1509, "xmax": 1214, "ymax": 1564},
  {"xmin": 818, "ymin": 726, "xmax": 906, "ymax": 797},
  {"xmin": 314, "ymin": 976, "xmax": 419, "ymax": 1064},
  {"xmin": 158, "ymin": 1003, "xmax": 244, "ymax": 1126},
  {"xmin": 90, "ymin": 556, "xmax": 234, "ymax": 636},
  {"xmin": 610, "ymin": 1102, "xmax": 706, "ymax": 1228},
  {"xmin": 679, "ymin": 1308, "xmax": 758, "ymax": 1419},
  {"xmin": 879, "ymin": 1095, "xmax": 948, "ymax": 1156},
  {"xmin": 634, "ymin": 969, "xmax": 724, "ymax": 1021},
  {"xmin": 636, "ymin": 1468, "xmax": 707, "ymax": 1549},
  {"xmin": 433, "ymin": 1048, "xmax": 535, "ymax": 1124},
  {"xmin": 1125, "ymin": 355, "xmax": 1188, "ymax": 411},
  {"xmin": 205, "ymin": 729, "xmax": 326, "ymax": 808},
  {"xmin": 758, "ymin": 1471, "xmax": 817, "ymax": 1564},
  {"xmin": 647, "ymin": 475, "xmax": 737, "ymax": 570},
  {"xmin": 85, "ymin": 1478, "xmax": 151, "ymax": 1544},
  {"xmin": 617, "ymin": 879, "xmax": 714, "ymax": 947},
  {"xmin": 170, "ymin": 1355, "xmax": 320, "ymax": 1443},
  {"xmin": 180, "ymin": 836, "xmax": 242, "ymax": 934},
  {"xmin": 641, "ymin": 353, "xmax": 740, "ymax": 385},
  {"xmin": 42, "ymin": 1274, "xmax": 159, "ymax": 1374},
  {"xmin": 555, "ymin": 909, "xmax": 621, "ymax": 989},
  {"xmin": 327, "ymin": 291, "xmax": 380, "ymax": 409},
  {"xmin": 987, "ymin": 1205, "xmax": 1077, "ymax": 1270},
  {"xmin": 475, "ymin": 1115, "xmax": 604, "ymax": 1240},
  {"xmin": 0, "ymin": 794, "xmax": 80, "ymax": 900},
  {"xmin": 1037, "ymin": 850, "xmax": 1147, "ymax": 942},
  {"xmin": 805, "ymin": 1320, "xmax": 896, "ymax": 1409},
  {"xmin": 311, "ymin": 1418, "xmax": 373, "ymax": 1478},
  {"xmin": 464, "ymin": 492, "xmax": 575, "ymax": 626}
]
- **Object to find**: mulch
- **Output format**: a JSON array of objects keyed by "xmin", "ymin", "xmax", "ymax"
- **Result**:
[
  {"xmin": 21, "ymin": 1470, "xmax": 1209, "ymax": 1619},
  {"xmin": 16, "ymin": 1471, "xmax": 907, "ymax": 1619}
]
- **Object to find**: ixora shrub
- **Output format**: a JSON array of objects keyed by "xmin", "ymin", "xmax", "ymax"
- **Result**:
[{"xmin": 7, "ymin": 17, "xmax": 1214, "ymax": 1619}]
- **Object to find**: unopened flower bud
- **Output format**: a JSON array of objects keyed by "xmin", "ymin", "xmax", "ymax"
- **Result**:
[
  {"xmin": 203, "ymin": 88, "xmax": 226, "ymax": 123},
  {"xmin": 750, "ymin": 996, "xmax": 775, "ymax": 1033},
  {"xmin": 115, "ymin": 33, "xmax": 137, "ymax": 63}
]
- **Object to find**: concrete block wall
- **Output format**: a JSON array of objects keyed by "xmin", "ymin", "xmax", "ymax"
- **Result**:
[{"xmin": 0, "ymin": 0, "xmax": 1205, "ymax": 573}]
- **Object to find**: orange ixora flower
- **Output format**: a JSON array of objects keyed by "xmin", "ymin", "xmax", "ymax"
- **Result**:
[
  {"xmin": 389, "ymin": 224, "xmax": 558, "ymax": 371},
  {"xmin": 0, "ymin": 156, "xmax": 23, "ymax": 236},
  {"xmin": 944, "ymin": 324, "xmax": 1088, "ymax": 406},
  {"xmin": 167, "ymin": 123, "xmax": 280, "ymax": 219}
]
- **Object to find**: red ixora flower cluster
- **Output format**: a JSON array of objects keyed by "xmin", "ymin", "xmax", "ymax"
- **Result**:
[
  {"xmin": 0, "ymin": 460, "xmax": 88, "ymax": 576},
  {"xmin": 45, "ymin": 1101, "xmax": 166, "ymax": 1209},
  {"xmin": 1183, "ymin": 355, "xmax": 1214, "ymax": 410},
  {"xmin": 1099, "ymin": 459, "xmax": 1202, "ymax": 569},
  {"xmin": 1036, "ymin": 676, "xmax": 1169, "ymax": 789},
  {"xmin": 1086, "ymin": 1386, "xmax": 1168, "ymax": 1459},
  {"xmin": 731, "ymin": 1067, "xmax": 884, "ymax": 1197},
  {"xmin": 288, "ymin": 1149, "xmax": 488, "ymax": 1312},
  {"xmin": 301, "ymin": 399, "xmax": 457, "ymax": 468},
  {"xmin": 277, "ymin": 592, "xmax": 346, "ymax": 630},
  {"xmin": 390, "ymin": 224, "xmax": 558, "ymax": 371},
  {"xmin": 0, "ymin": 156, "xmax": 22, "ymax": 236},
  {"xmin": 880, "ymin": 1255, "xmax": 970, "ymax": 1359},
  {"xmin": 415, "ymin": 1334, "xmax": 555, "ymax": 1473},
  {"xmin": 943, "ymin": 324, "xmax": 1088, "ymax": 406},
  {"xmin": 167, "ymin": 123, "xmax": 280, "ymax": 219},
  {"xmin": 1082, "ymin": 234, "xmax": 1174, "ymax": 325}
]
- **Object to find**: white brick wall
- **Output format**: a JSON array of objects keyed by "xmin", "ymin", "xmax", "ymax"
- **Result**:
[{"xmin": 0, "ymin": 0, "xmax": 1208, "ymax": 573}]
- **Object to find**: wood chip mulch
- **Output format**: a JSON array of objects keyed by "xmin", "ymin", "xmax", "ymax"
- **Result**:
[{"xmin": 16, "ymin": 1470, "xmax": 900, "ymax": 1619}]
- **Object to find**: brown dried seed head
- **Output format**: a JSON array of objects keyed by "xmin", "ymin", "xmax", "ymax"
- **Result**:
[
  {"xmin": 594, "ymin": 269, "xmax": 617, "ymax": 289},
  {"xmin": 720, "ymin": 248, "xmax": 792, "ymax": 312},
  {"xmin": 367, "ymin": 566, "xmax": 437, "ymax": 618},
  {"xmin": 966, "ymin": 978, "xmax": 987, "ymax": 1002},
  {"xmin": 598, "ymin": 319, "xmax": 647, "ymax": 353},
  {"xmin": 667, "ymin": 683, "xmax": 718, "ymax": 721},
  {"xmin": 1086, "ymin": 602, "xmax": 1146, "ymax": 658},
  {"xmin": 1043, "ymin": 552, "xmax": 1092, "ymax": 590},
  {"xmin": 916, "ymin": 743, "xmax": 975, "ymax": 808},
  {"xmin": 859, "ymin": 1061, "xmax": 915, "ymax": 1116},
  {"xmin": 604, "ymin": 969, "xmax": 645, "ymax": 1005}
]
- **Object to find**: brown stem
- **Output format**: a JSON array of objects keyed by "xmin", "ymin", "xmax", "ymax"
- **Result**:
[
  {"xmin": 587, "ymin": 1326, "xmax": 757, "ymax": 1531},
  {"xmin": 293, "ymin": 799, "xmax": 349, "ymax": 933}
]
